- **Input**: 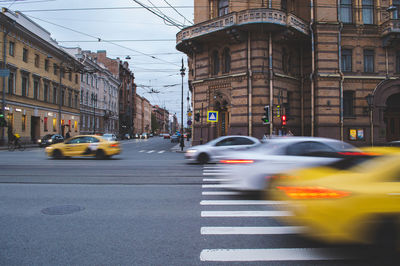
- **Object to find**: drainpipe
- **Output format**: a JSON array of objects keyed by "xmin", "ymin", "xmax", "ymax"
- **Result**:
[
  {"xmin": 310, "ymin": 0, "xmax": 315, "ymax": 136},
  {"xmin": 338, "ymin": 21, "xmax": 344, "ymax": 141},
  {"xmin": 269, "ymin": 32, "xmax": 274, "ymax": 135},
  {"xmin": 247, "ymin": 32, "xmax": 253, "ymax": 136},
  {"xmin": 300, "ymin": 48, "xmax": 304, "ymax": 136}
]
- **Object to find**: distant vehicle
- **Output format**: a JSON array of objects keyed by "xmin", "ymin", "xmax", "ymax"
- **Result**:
[
  {"xmin": 185, "ymin": 135, "xmax": 261, "ymax": 164},
  {"xmin": 141, "ymin": 133, "xmax": 148, "ymax": 139},
  {"xmin": 123, "ymin": 133, "xmax": 130, "ymax": 140},
  {"xmin": 101, "ymin": 133, "xmax": 117, "ymax": 142},
  {"xmin": 45, "ymin": 135, "xmax": 120, "ymax": 159},
  {"xmin": 171, "ymin": 134, "xmax": 179, "ymax": 143},
  {"xmin": 149, "ymin": 133, "xmax": 153, "ymax": 137},
  {"xmin": 219, "ymin": 137, "xmax": 357, "ymax": 191},
  {"xmin": 37, "ymin": 134, "xmax": 64, "ymax": 147},
  {"xmin": 162, "ymin": 134, "xmax": 170, "ymax": 139}
]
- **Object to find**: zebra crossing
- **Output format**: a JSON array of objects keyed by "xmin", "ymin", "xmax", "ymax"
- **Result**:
[
  {"xmin": 199, "ymin": 165, "xmax": 362, "ymax": 263},
  {"xmin": 138, "ymin": 149, "xmax": 166, "ymax": 154}
]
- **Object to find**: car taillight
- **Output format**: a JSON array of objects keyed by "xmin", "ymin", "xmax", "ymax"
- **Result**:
[
  {"xmin": 110, "ymin": 144, "xmax": 118, "ymax": 148},
  {"xmin": 276, "ymin": 186, "xmax": 350, "ymax": 199},
  {"xmin": 220, "ymin": 159, "xmax": 254, "ymax": 164},
  {"xmin": 338, "ymin": 151, "xmax": 381, "ymax": 156}
]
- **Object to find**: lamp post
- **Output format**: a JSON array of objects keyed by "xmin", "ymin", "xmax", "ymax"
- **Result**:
[
  {"xmin": 366, "ymin": 93, "xmax": 374, "ymax": 146},
  {"xmin": 180, "ymin": 59, "xmax": 185, "ymax": 151},
  {"xmin": 91, "ymin": 94, "xmax": 97, "ymax": 134}
]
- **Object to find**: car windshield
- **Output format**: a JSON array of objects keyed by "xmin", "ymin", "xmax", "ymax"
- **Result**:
[{"xmin": 43, "ymin": 134, "xmax": 53, "ymax": 140}]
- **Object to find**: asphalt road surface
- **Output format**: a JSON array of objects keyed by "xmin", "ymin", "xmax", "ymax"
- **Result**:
[{"xmin": 0, "ymin": 137, "xmax": 398, "ymax": 265}]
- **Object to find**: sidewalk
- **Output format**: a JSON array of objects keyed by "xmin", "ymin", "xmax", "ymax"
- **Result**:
[
  {"xmin": 0, "ymin": 141, "xmax": 39, "ymax": 150},
  {"xmin": 171, "ymin": 139, "xmax": 191, "ymax": 153}
]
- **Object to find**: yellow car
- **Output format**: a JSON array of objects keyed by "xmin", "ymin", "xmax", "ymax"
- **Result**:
[
  {"xmin": 269, "ymin": 153, "xmax": 400, "ymax": 248},
  {"xmin": 45, "ymin": 135, "xmax": 121, "ymax": 159}
]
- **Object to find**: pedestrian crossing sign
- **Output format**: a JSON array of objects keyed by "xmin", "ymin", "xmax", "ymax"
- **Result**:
[{"xmin": 207, "ymin": 111, "xmax": 218, "ymax": 122}]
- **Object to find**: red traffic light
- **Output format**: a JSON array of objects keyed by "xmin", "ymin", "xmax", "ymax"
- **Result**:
[
  {"xmin": 281, "ymin": 115, "xmax": 287, "ymax": 126},
  {"xmin": 282, "ymin": 115, "xmax": 286, "ymax": 121}
]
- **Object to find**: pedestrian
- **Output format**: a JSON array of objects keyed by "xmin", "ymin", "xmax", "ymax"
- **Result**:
[{"xmin": 66, "ymin": 130, "xmax": 71, "ymax": 139}]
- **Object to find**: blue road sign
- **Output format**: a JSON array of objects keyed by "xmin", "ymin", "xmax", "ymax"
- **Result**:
[{"xmin": 207, "ymin": 111, "xmax": 218, "ymax": 122}]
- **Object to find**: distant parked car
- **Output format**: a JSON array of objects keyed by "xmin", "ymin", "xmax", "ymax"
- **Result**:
[
  {"xmin": 123, "ymin": 134, "xmax": 130, "ymax": 140},
  {"xmin": 141, "ymin": 133, "xmax": 148, "ymax": 139},
  {"xmin": 101, "ymin": 133, "xmax": 117, "ymax": 142},
  {"xmin": 171, "ymin": 134, "xmax": 179, "ymax": 143},
  {"xmin": 163, "ymin": 134, "xmax": 170, "ymax": 139},
  {"xmin": 38, "ymin": 134, "xmax": 64, "ymax": 147}
]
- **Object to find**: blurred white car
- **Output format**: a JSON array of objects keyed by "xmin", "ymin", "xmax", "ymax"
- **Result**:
[
  {"xmin": 101, "ymin": 133, "xmax": 117, "ymax": 142},
  {"xmin": 185, "ymin": 135, "xmax": 261, "ymax": 164},
  {"xmin": 218, "ymin": 137, "xmax": 357, "ymax": 191}
]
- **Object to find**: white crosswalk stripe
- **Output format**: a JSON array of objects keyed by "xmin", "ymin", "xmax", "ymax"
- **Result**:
[
  {"xmin": 202, "ymin": 178, "xmax": 231, "ymax": 182},
  {"xmin": 147, "ymin": 150, "xmax": 155, "ymax": 153},
  {"xmin": 200, "ymin": 200, "xmax": 285, "ymax": 205},
  {"xmin": 201, "ymin": 226, "xmax": 305, "ymax": 235},
  {"xmin": 158, "ymin": 150, "xmax": 165, "ymax": 154},
  {"xmin": 202, "ymin": 191, "xmax": 242, "ymax": 196},
  {"xmin": 201, "ymin": 211, "xmax": 292, "ymax": 217}
]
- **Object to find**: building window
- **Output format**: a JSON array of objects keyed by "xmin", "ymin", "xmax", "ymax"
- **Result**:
[
  {"xmin": 362, "ymin": 0, "xmax": 374, "ymax": 24},
  {"xmin": 86, "ymin": 91, "xmax": 89, "ymax": 105},
  {"xmin": 364, "ymin": 49, "xmax": 374, "ymax": 73},
  {"xmin": 44, "ymin": 83, "xmax": 49, "ymax": 102},
  {"xmin": 69, "ymin": 71, "xmax": 72, "ymax": 81},
  {"xmin": 281, "ymin": 0, "xmax": 287, "ymax": 11},
  {"xmin": 87, "ymin": 74, "xmax": 90, "ymax": 85},
  {"xmin": 75, "ymin": 74, "xmax": 78, "ymax": 84},
  {"xmin": 8, "ymin": 72, "xmax": 15, "ymax": 94},
  {"xmin": 45, "ymin": 59, "xmax": 49, "ymax": 71},
  {"xmin": 33, "ymin": 80, "xmax": 39, "ymax": 100},
  {"xmin": 344, "ymin": 91, "xmax": 354, "ymax": 117},
  {"xmin": 74, "ymin": 94, "xmax": 78, "ymax": 108},
  {"xmin": 396, "ymin": 51, "xmax": 400, "ymax": 73},
  {"xmin": 218, "ymin": 0, "xmax": 229, "ymax": 16},
  {"xmin": 44, "ymin": 117, "xmax": 48, "ymax": 131},
  {"xmin": 53, "ymin": 87, "xmax": 57, "ymax": 104},
  {"xmin": 393, "ymin": 0, "xmax": 400, "ymax": 19},
  {"xmin": 22, "ymin": 114, "xmax": 26, "ymax": 131},
  {"xmin": 222, "ymin": 48, "xmax": 231, "ymax": 74},
  {"xmin": 53, "ymin": 64, "xmax": 58, "ymax": 75},
  {"xmin": 68, "ymin": 91, "xmax": 72, "ymax": 107},
  {"xmin": 282, "ymin": 48, "xmax": 289, "ymax": 74},
  {"xmin": 340, "ymin": 0, "xmax": 353, "ymax": 23},
  {"xmin": 9, "ymin": 41, "xmax": 14, "ymax": 56},
  {"xmin": 211, "ymin": 50, "xmax": 219, "ymax": 76},
  {"xmin": 74, "ymin": 120, "xmax": 78, "ymax": 132},
  {"xmin": 34, "ymin": 54, "xmax": 40, "ymax": 67},
  {"xmin": 21, "ymin": 76, "xmax": 28, "ymax": 97},
  {"xmin": 22, "ymin": 48, "xmax": 28, "ymax": 62},
  {"xmin": 341, "ymin": 49, "xmax": 352, "ymax": 72}
]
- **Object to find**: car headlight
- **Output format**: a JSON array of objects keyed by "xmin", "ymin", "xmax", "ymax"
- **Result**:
[
  {"xmin": 186, "ymin": 149, "xmax": 197, "ymax": 153},
  {"xmin": 48, "ymin": 139, "xmax": 53, "ymax": 143},
  {"xmin": 38, "ymin": 139, "xmax": 42, "ymax": 143}
]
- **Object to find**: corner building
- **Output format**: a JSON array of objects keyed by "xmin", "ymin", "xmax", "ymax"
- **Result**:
[{"xmin": 177, "ymin": 0, "xmax": 400, "ymax": 146}]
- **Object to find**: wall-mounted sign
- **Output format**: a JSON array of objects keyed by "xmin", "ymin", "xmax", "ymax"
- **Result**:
[
  {"xmin": 207, "ymin": 111, "xmax": 218, "ymax": 123},
  {"xmin": 349, "ymin": 128, "xmax": 365, "ymax": 141}
]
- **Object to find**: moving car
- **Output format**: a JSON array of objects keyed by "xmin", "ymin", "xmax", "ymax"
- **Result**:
[
  {"xmin": 171, "ymin": 134, "xmax": 179, "ymax": 143},
  {"xmin": 185, "ymin": 135, "xmax": 261, "ymax": 164},
  {"xmin": 45, "ymin": 135, "xmax": 121, "ymax": 159},
  {"xmin": 38, "ymin": 134, "xmax": 64, "ymax": 147},
  {"xmin": 269, "ymin": 153, "xmax": 400, "ymax": 247},
  {"xmin": 218, "ymin": 137, "xmax": 356, "ymax": 191},
  {"xmin": 101, "ymin": 133, "xmax": 117, "ymax": 141},
  {"xmin": 162, "ymin": 133, "xmax": 170, "ymax": 139}
]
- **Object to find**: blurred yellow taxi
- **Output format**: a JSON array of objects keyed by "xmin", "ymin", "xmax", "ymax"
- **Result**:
[
  {"xmin": 269, "ymin": 153, "xmax": 400, "ymax": 247},
  {"xmin": 45, "ymin": 135, "xmax": 121, "ymax": 159}
]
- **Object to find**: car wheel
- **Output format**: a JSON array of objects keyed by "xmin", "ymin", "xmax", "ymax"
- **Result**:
[
  {"xmin": 197, "ymin": 153, "xmax": 209, "ymax": 164},
  {"xmin": 52, "ymin": 149, "xmax": 63, "ymax": 159},
  {"xmin": 95, "ymin": 149, "xmax": 106, "ymax": 160},
  {"xmin": 372, "ymin": 217, "xmax": 398, "ymax": 252}
]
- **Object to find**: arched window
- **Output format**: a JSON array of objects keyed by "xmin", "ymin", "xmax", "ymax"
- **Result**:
[
  {"xmin": 222, "ymin": 48, "xmax": 231, "ymax": 73},
  {"xmin": 211, "ymin": 50, "xmax": 220, "ymax": 76}
]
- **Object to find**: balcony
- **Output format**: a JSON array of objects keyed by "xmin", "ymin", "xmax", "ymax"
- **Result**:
[
  {"xmin": 381, "ymin": 19, "xmax": 400, "ymax": 47},
  {"xmin": 176, "ymin": 8, "xmax": 309, "ymax": 49}
]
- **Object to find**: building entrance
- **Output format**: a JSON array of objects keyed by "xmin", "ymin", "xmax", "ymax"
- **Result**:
[
  {"xmin": 217, "ymin": 111, "xmax": 228, "ymax": 137},
  {"xmin": 31, "ymin": 116, "xmax": 40, "ymax": 141},
  {"xmin": 384, "ymin": 93, "xmax": 400, "ymax": 142}
]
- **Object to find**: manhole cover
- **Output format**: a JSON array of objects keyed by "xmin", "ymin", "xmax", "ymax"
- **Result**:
[{"xmin": 41, "ymin": 205, "xmax": 85, "ymax": 215}]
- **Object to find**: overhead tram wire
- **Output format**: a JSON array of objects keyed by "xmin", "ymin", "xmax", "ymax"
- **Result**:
[
  {"xmin": 24, "ymin": 14, "xmax": 181, "ymax": 67},
  {"xmin": 163, "ymin": 0, "xmax": 193, "ymax": 25},
  {"xmin": 146, "ymin": 0, "xmax": 184, "ymax": 28},
  {"xmin": 18, "ymin": 6, "xmax": 194, "ymax": 13},
  {"xmin": 57, "ymin": 39, "xmax": 175, "ymax": 43}
]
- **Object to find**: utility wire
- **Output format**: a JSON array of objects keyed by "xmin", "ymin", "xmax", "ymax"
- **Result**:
[
  {"xmin": 25, "ymin": 14, "xmax": 181, "ymax": 67},
  {"xmin": 17, "ymin": 6, "xmax": 194, "ymax": 12},
  {"xmin": 146, "ymin": 0, "xmax": 183, "ymax": 28},
  {"xmin": 163, "ymin": 0, "xmax": 193, "ymax": 25}
]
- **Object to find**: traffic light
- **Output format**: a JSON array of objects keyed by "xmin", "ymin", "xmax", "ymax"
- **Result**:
[
  {"xmin": 0, "ymin": 111, "xmax": 7, "ymax": 127},
  {"xmin": 262, "ymin": 105, "xmax": 270, "ymax": 124},
  {"xmin": 281, "ymin": 115, "xmax": 287, "ymax": 126},
  {"xmin": 194, "ymin": 112, "xmax": 200, "ymax": 122}
]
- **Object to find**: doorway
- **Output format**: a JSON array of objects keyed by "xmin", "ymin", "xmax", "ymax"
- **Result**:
[
  {"xmin": 385, "ymin": 93, "xmax": 400, "ymax": 142},
  {"xmin": 31, "ymin": 116, "xmax": 40, "ymax": 141}
]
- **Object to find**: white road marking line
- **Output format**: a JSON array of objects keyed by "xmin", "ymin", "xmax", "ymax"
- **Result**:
[
  {"xmin": 147, "ymin": 150, "xmax": 155, "ymax": 153},
  {"xmin": 202, "ymin": 178, "xmax": 231, "ymax": 182},
  {"xmin": 203, "ymin": 173, "xmax": 230, "ymax": 176},
  {"xmin": 201, "ymin": 211, "xmax": 291, "ymax": 217},
  {"xmin": 202, "ymin": 191, "xmax": 242, "ymax": 196},
  {"xmin": 200, "ymin": 248, "xmax": 356, "ymax": 262},
  {"xmin": 203, "ymin": 169, "xmax": 232, "ymax": 172},
  {"xmin": 139, "ymin": 150, "xmax": 146, "ymax": 153},
  {"xmin": 200, "ymin": 226, "xmax": 305, "ymax": 235},
  {"xmin": 200, "ymin": 200, "xmax": 285, "ymax": 205},
  {"xmin": 203, "ymin": 166, "xmax": 224, "ymax": 169},
  {"xmin": 202, "ymin": 184, "xmax": 233, "ymax": 189},
  {"xmin": 158, "ymin": 150, "xmax": 165, "ymax": 154}
]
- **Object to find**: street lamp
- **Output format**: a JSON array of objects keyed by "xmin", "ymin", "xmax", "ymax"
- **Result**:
[
  {"xmin": 366, "ymin": 93, "xmax": 374, "ymax": 146},
  {"xmin": 180, "ymin": 59, "xmax": 185, "ymax": 151},
  {"xmin": 91, "ymin": 94, "xmax": 97, "ymax": 134}
]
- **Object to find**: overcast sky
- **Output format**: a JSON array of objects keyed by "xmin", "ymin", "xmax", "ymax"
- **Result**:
[{"xmin": 3, "ymin": 0, "xmax": 194, "ymax": 122}]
